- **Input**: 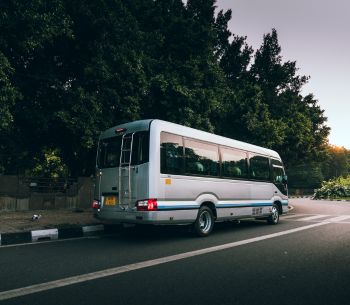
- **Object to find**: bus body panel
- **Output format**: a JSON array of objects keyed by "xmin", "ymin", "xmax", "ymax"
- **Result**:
[
  {"xmin": 159, "ymin": 175, "xmax": 251, "ymax": 202},
  {"xmin": 158, "ymin": 175, "xmax": 280, "ymax": 221},
  {"xmin": 94, "ymin": 119, "xmax": 289, "ymax": 228},
  {"xmin": 97, "ymin": 163, "xmax": 149, "ymax": 212}
]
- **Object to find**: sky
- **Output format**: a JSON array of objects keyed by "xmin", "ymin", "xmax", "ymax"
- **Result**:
[{"xmin": 216, "ymin": 0, "xmax": 350, "ymax": 149}]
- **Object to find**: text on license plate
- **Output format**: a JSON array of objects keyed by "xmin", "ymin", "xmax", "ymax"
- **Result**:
[
  {"xmin": 252, "ymin": 207, "xmax": 263, "ymax": 216},
  {"xmin": 104, "ymin": 196, "xmax": 118, "ymax": 206}
]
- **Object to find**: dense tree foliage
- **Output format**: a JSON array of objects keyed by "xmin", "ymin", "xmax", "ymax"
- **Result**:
[
  {"xmin": 322, "ymin": 146, "xmax": 350, "ymax": 180},
  {"xmin": 0, "ymin": 0, "xmax": 336, "ymax": 187}
]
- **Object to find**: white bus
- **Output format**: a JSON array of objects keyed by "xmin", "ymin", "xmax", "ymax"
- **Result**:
[{"xmin": 93, "ymin": 119, "xmax": 288, "ymax": 236}]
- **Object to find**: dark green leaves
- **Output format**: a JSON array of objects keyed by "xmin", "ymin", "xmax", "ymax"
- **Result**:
[{"xmin": 0, "ymin": 0, "xmax": 331, "ymax": 180}]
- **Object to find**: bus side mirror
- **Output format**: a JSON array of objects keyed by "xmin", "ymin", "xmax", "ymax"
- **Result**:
[{"xmin": 282, "ymin": 175, "xmax": 288, "ymax": 184}]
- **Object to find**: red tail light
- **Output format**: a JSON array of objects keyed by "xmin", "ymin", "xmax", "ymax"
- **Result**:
[
  {"xmin": 136, "ymin": 199, "xmax": 158, "ymax": 211},
  {"xmin": 92, "ymin": 200, "xmax": 100, "ymax": 209},
  {"xmin": 115, "ymin": 128, "xmax": 127, "ymax": 134}
]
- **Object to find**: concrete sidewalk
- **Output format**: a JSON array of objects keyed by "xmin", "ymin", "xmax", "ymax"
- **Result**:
[
  {"xmin": 0, "ymin": 209, "xmax": 108, "ymax": 246},
  {"xmin": 0, "ymin": 209, "xmax": 100, "ymax": 233}
]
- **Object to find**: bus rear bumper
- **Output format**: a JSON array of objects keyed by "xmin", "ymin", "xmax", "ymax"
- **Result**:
[{"xmin": 95, "ymin": 209, "xmax": 197, "ymax": 225}]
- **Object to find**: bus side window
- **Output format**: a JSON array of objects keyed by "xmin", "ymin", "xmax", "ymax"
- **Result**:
[
  {"xmin": 271, "ymin": 159, "xmax": 287, "ymax": 195},
  {"xmin": 160, "ymin": 132, "xmax": 184, "ymax": 175},
  {"xmin": 184, "ymin": 139, "xmax": 219, "ymax": 177},
  {"xmin": 249, "ymin": 155, "xmax": 270, "ymax": 180},
  {"xmin": 221, "ymin": 147, "xmax": 248, "ymax": 178},
  {"xmin": 271, "ymin": 160, "xmax": 285, "ymax": 183}
]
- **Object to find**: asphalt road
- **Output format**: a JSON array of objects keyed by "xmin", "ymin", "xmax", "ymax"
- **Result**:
[{"xmin": 1, "ymin": 198, "xmax": 350, "ymax": 305}]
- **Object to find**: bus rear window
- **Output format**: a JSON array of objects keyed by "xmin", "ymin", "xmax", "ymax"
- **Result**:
[
  {"xmin": 98, "ymin": 136, "xmax": 122, "ymax": 168},
  {"xmin": 97, "ymin": 132, "xmax": 149, "ymax": 169}
]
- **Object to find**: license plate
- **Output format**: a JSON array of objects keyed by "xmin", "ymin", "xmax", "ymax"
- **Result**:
[
  {"xmin": 252, "ymin": 207, "xmax": 263, "ymax": 216},
  {"xmin": 104, "ymin": 196, "xmax": 118, "ymax": 206}
]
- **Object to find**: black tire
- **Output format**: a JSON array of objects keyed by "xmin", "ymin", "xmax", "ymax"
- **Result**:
[
  {"xmin": 267, "ymin": 203, "xmax": 279, "ymax": 225},
  {"xmin": 193, "ymin": 206, "xmax": 214, "ymax": 237}
]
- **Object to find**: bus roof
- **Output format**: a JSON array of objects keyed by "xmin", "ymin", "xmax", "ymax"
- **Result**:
[
  {"xmin": 101, "ymin": 119, "xmax": 281, "ymax": 159},
  {"xmin": 100, "ymin": 119, "xmax": 153, "ymax": 139}
]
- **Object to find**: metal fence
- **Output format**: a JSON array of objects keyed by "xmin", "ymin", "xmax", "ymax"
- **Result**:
[{"xmin": 21, "ymin": 177, "xmax": 78, "ymax": 193}]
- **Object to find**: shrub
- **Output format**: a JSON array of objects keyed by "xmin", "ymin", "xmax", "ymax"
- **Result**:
[
  {"xmin": 26, "ymin": 148, "xmax": 68, "ymax": 178},
  {"xmin": 314, "ymin": 176, "xmax": 350, "ymax": 199}
]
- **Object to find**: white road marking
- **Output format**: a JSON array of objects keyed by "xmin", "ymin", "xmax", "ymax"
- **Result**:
[
  {"xmin": 0, "ymin": 222, "xmax": 329, "ymax": 301},
  {"xmin": 297, "ymin": 215, "xmax": 330, "ymax": 221},
  {"xmin": 281, "ymin": 213, "xmax": 309, "ymax": 219},
  {"xmin": 324, "ymin": 215, "xmax": 350, "ymax": 222},
  {"xmin": 82, "ymin": 224, "xmax": 104, "ymax": 233},
  {"xmin": 283, "ymin": 214, "xmax": 350, "ymax": 223},
  {"xmin": 0, "ymin": 236, "xmax": 99, "ymax": 249}
]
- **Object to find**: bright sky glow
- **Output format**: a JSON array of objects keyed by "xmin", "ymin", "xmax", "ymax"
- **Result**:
[{"xmin": 217, "ymin": 0, "xmax": 350, "ymax": 149}]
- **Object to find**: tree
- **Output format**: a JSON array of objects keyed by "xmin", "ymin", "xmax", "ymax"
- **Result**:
[
  {"xmin": 0, "ymin": 0, "xmax": 146, "ymax": 176},
  {"xmin": 0, "ymin": 0, "xmax": 73, "ymax": 174},
  {"xmin": 130, "ymin": 0, "xmax": 228, "ymax": 132},
  {"xmin": 250, "ymin": 29, "xmax": 329, "ymax": 163},
  {"xmin": 0, "ymin": 0, "xmax": 331, "ymax": 181},
  {"xmin": 216, "ymin": 27, "xmax": 330, "ymax": 189},
  {"xmin": 288, "ymin": 162, "xmax": 324, "ymax": 190},
  {"xmin": 322, "ymin": 145, "xmax": 350, "ymax": 180},
  {"xmin": 0, "ymin": 52, "xmax": 19, "ymax": 132}
]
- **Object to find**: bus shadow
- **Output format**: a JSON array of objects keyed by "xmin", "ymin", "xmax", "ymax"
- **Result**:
[{"xmin": 104, "ymin": 219, "xmax": 269, "ymax": 242}]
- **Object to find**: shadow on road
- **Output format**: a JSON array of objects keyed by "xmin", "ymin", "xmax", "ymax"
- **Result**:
[{"xmin": 103, "ymin": 219, "xmax": 268, "ymax": 242}]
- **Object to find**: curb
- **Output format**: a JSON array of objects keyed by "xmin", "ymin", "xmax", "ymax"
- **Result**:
[
  {"xmin": 290, "ymin": 196, "xmax": 350, "ymax": 202},
  {"xmin": 0, "ymin": 224, "xmax": 105, "ymax": 246},
  {"xmin": 312, "ymin": 198, "xmax": 350, "ymax": 202}
]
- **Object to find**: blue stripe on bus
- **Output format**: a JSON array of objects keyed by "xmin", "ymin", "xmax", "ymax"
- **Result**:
[
  {"xmin": 157, "ymin": 205, "xmax": 199, "ymax": 210},
  {"xmin": 216, "ymin": 203, "xmax": 272, "ymax": 208},
  {"xmin": 157, "ymin": 202, "xmax": 280, "ymax": 210}
]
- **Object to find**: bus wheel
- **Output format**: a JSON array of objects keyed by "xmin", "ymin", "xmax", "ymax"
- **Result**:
[
  {"xmin": 194, "ymin": 206, "xmax": 214, "ymax": 237},
  {"xmin": 267, "ymin": 204, "xmax": 279, "ymax": 225}
]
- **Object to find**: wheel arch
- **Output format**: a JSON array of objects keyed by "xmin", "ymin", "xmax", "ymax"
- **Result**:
[
  {"xmin": 200, "ymin": 201, "xmax": 217, "ymax": 219},
  {"xmin": 274, "ymin": 200, "xmax": 282, "ymax": 215}
]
